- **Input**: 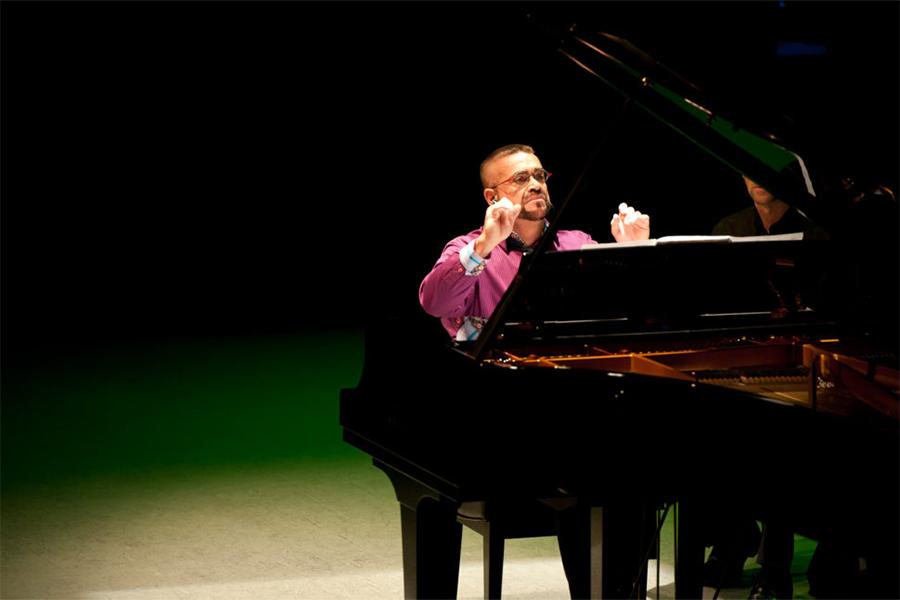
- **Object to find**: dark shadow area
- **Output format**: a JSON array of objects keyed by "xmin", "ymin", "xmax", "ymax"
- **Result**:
[{"xmin": 3, "ymin": 2, "xmax": 897, "ymax": 357}]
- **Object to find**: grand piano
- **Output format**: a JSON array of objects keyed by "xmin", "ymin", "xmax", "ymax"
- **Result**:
[{"xmin": 340, "ymin": 26, "xmax": 899, "ymax": 600}]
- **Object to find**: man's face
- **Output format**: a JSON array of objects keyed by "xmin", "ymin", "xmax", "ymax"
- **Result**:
[
  {"xmin": 743, "ymin": 176, "xmax": 776, "ymax": 205},
  {"xmin": 485, "ymin": 152, "xmax": 553, "ymax": 221}
]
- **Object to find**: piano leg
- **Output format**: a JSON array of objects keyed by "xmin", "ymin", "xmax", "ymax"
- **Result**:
[
  {"xmin": 374, "ymin": 460, "xmax": 462, "ymax": 599},
  {"xmin": 574, "ymin": 500, "xmax": 654, "ymax": 599},
  {"xmin": 399, "ymin": 501, "xmax": 463, "ymax": 599},
  {"xmin": 674, "ymin": 498, "xmax": 705, "ymax": 600}
]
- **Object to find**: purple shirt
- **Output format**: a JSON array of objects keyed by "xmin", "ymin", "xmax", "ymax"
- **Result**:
[{"xmin": 419, "ymin": 227, "xmax": 596, "ymax": 339}]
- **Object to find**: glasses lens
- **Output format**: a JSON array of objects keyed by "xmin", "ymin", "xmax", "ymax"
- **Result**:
[
  {"xmin": 509, "ymin": 171, "xmax": 528, "ymax": 185},
  {"xmin": 500, "ymin": 168, "xmax": 550, "ymax": 187}
]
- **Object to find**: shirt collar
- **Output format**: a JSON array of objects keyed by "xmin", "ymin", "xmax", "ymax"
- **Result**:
[{"xmin": 506, "ymin": 220, "xmax": 551, "ymax": 254}]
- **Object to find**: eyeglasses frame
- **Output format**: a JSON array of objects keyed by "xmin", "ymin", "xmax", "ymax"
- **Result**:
[{"xmin": 489, "ymin": 167, "xmax": 552, "ymax": 189}]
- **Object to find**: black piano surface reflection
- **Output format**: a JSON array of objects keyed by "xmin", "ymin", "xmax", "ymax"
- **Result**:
[{"xmin": 340, "ymin": 28, "xmax": 899, "ymax": 600}]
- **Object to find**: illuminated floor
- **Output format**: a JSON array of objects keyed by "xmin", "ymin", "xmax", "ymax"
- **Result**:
[
  {"xmin": 1, "ymin": 331, "xmax": 814, "ymax": 599},
  {"xmin": 0, "ymin": 456, "xmax": 819, "ymax": 600},
  {"xmin": 1, "ymin": 458, "xmax": 563, "ymax": 599}
]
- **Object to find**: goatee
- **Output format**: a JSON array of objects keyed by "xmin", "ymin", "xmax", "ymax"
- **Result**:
[{"xmin": 519, "ymin": 198, "xmax": 553, "ymax": 221}]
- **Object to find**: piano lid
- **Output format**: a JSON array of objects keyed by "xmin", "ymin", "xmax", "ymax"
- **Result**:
[{"xmin": 557, "ymin": 28, "xmax": 817, "ymax": 213}]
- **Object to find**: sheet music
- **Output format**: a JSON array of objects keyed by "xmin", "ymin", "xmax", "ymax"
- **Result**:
[
  {"xmin": 581, "ymin": 239, "xmax": 659, "ymax": 250},
  {"xmin": 580, "ymin": 232, "xmax": 803, "ymax": 250},
  {"xmin": 655, "ymin": 235, "xmax": 731, "ymax": 245},
  {"xmin": 728, "ymin": 232, "xmax": 804, "ymax": 243}
]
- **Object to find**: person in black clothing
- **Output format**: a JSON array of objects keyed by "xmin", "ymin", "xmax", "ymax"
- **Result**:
[
  {"xmin": 704, "ymin": 168, "xmax": 892, "ymax": 600},
  {"xmin": 712, "ymin": 175, "xmax": 829, "ymax": 240},
  {"xmin": 703, "ymin": 172, "xmax": 829, "ymax": 600},
  {"xmin": 732, "ymin": 174, "xmax": 899, "ymax": 600}
]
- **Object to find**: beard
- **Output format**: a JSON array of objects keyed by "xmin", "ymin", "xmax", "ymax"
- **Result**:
[{"xmin": 518, "ymin": 195, "xmax": 553, "ymax": 221}]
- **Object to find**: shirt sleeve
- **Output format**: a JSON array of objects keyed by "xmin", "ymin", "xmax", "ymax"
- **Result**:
[
  {"xmin": 419, "ymin": 237, "xmax": 487, "ymax": 319},
  {"xmin": 556, "ymin": 229, "xmax": 598, "ymax": 250}
]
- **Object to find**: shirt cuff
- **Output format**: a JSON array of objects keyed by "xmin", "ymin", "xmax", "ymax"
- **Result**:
[{"xmin": 459, "ymin": 240, "xmax": 487, "ymax": 276}]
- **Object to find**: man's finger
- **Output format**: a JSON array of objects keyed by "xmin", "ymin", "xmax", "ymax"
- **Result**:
[
  {"xmin": 611, "ymin": 214, "xmax": 626, "ymax": 238},
  {"xmin": 625, "ymin": 210, "xmax": 644, "ymax": 225}
]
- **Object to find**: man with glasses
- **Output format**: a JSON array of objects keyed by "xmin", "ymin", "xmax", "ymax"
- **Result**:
[
  {"xmin": 416, "ymin": 143, "xmax": 652, "ymax": 598},
  {"xmin": 419, "ymin": 143, "xmax": 650, "ymax": 341}
]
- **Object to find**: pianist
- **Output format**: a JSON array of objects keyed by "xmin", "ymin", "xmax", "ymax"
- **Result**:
[
  {"xmin": 707, "ymin": 171, "xmax": 834, "ymax": 600},
  {"xmin": 419, "ymin": 143, "xmax": 650, "ymax": 341},
  {"xmin": 417, "ymin": 143, "xmax": 652, "ymax": 598},
  {"xmin": 712, "ymin": 175, "xmax": 830, "ymax": 240}
]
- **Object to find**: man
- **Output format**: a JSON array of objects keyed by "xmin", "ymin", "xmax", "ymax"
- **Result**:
[
  {"xmin": 713, "ymin": 175, "xmax": 828, "ymax": 239},
  {"xmin": 418, "ymin": 143, "xmax": 651, "ymax": 598},
  {"xmin": 420, "ymin": 143, "xmax": 650, "ymax": 340},
  {"xmin": 708, "ymin": 171, "xmax": 831, "ymax": 600}
]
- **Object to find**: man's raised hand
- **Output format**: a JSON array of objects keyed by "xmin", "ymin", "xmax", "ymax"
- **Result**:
[
  {"xmin": 610, "ymin": 202, "xmax": 651, "ymax": 242},
  {"xmin": 475, "ymin": 197, "xmax": 521, "ymax": 258}
]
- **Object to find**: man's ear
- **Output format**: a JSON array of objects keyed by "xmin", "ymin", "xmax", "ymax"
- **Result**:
[{"xmin": 483, "ymin": 188, "xmax": 497, "ymax": 205}]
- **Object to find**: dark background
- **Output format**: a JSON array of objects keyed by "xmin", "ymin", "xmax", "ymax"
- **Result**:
[{"xmin": 3, "ymin": 1, "xmax": 898, "ymax": 356}]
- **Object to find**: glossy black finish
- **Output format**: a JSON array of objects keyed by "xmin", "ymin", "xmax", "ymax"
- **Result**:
[{"xmin": 341, "ymin": 314, "xmax": 898, "ymax": 598}]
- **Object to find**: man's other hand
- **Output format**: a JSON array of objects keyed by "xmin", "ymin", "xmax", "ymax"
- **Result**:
[{"xmin": 610, "ymin": 202, "xmax": 651, "ymax": 242}]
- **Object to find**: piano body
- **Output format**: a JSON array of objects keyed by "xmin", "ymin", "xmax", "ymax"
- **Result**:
[{"xmin": 340, "ymin": 27, "xmax": 899, "ymax": 600}]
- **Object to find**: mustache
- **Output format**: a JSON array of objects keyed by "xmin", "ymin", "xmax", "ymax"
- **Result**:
[
  {"xmin": 517, "ymin": 195, "xmax": 554, "ymax": 221},
  {"xmin": 526, "ymin": 194, "xmax": 549, "ymax": 203}
]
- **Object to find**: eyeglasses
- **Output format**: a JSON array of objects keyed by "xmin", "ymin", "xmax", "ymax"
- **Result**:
[{"xmin": 491, "ymin": 168, "xmax": 552, "ymax": 188}]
